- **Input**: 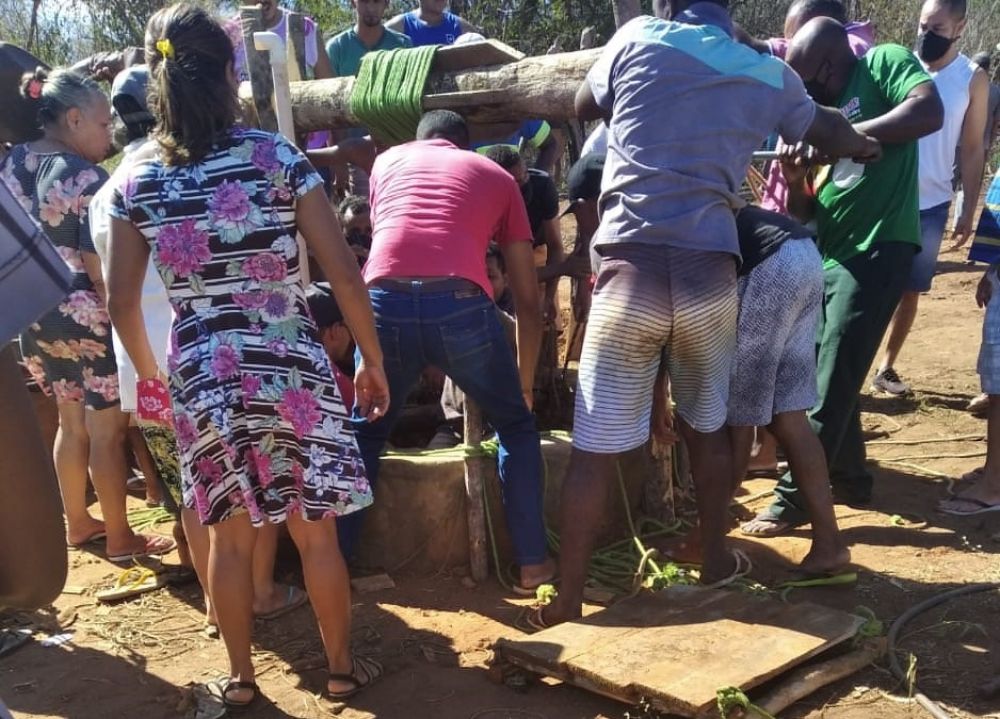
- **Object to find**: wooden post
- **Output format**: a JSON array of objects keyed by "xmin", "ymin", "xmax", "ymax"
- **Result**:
[
  {"xmin": 464, "ymin": 399, "xmax": 489, "ymax": 582},
  {"xmin": 239, "ymin": 5, "xmax": 278, "ymax": 132},
  {"xmin": 611, "ymin": 0, "xmax": 641, "ymax": 28}
]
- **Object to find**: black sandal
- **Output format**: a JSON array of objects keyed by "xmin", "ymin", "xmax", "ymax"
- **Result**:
[
  {"xmin": 327, "ymin": 655, "xmax": 383, "ymax": 700},
  {"xmin": 206, "ymin": 677, "xmax": 260, "ymax": 709}
]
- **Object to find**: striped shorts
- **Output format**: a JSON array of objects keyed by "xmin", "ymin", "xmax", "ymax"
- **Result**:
[{"xmin": 573, "ymin": 244, "xmax": 738, "ymax": 453}]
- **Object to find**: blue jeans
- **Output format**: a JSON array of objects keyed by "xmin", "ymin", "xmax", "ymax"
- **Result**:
[
  {"xmin": 907, "ymin": 201, "xmax": 951, "ymax": 292},
  {"xmin": 339, "ymin": 282, "xmax": 547, "ymax": 566}
]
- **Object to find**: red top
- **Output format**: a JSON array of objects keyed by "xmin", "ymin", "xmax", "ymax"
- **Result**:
[{"xmin": 363, "ymin": 139, "xmax": 532, "ymax": 298}]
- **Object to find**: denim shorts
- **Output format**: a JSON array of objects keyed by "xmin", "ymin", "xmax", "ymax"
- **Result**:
[{"xmin": 907, "ymin": 201, "xmax": 952, "ymax": 292}]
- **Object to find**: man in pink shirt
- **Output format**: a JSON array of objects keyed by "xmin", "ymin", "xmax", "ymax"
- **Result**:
[
  {"xmin": 343, "ymin": 110, "xmax": 555, "ymax": 592},
  {"xmin": 738, "ymin": 0, "xmax": 875, "ymax": 215}
]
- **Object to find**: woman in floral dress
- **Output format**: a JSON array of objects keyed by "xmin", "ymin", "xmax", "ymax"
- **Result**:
[
  {"xmin": 106, "ymin": 4, "xmax": 389, "ymax": 707},
  {"xmin": 2, "ymin": 68, "xmax": 174, "ymax": 561}
]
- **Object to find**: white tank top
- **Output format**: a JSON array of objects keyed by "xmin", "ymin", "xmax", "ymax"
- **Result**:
[{"xmin": 918, "ymin": 54, "xmax": 976, "ymax": 210}]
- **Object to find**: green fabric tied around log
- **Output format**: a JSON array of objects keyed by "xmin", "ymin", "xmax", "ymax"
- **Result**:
[{"xmin": 350, "ymin": 45, "xmax": 438, "ymax": 145}]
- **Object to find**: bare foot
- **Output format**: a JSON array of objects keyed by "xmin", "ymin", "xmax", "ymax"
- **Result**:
[
  {"xmin": 67, "ymin": 518, "xmax": 107, "ymax": 547},
  {"xmin": 518, "ymin": 557, "xmax": 558, "ymax": 591},
  {"xmin": 740, "ymin": 515, "xmax": 800, "ymax": 538},
  {"xmin": 699, "ymin": 550, "xmax": 740, "ymax": 586},
  {"xmin": 649, "ymin": 532, "xmax": 702, "ymax": 564},
  {"xmin": 798, "ymin": 545, "xmax": 852, "ymax": 576},
  {"xmin": 534, "ymin": 598, "xmax": 581, "ymax": 630},
  {"xmin": 106, "ymin": 533, "xmax": 175, "ymax": 562},
  {"xmin": 253, "ymin": 583, "xmax": 306, "ymax": 618}
]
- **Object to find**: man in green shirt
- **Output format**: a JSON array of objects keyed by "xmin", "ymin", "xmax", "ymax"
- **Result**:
[
  {"xmin": 743, "ymin": 18, "xmax": 943, "ymax": 537},
  {"xmin": 326, "ymin": 0, "xmax": 412, "ymax": 78}
]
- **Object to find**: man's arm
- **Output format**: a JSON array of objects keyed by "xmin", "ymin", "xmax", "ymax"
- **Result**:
[
  {"xmin": 732, "ymin": 23, "xmax": 770, "ymax": 54},
  {"xmin": 386, "ymin": 14, "xmax": 406, "ymax": 32},
  {"xmin": 536, "ymin": 218, "xmax": 564, "ymax": 323},
  {"xmin": 534, "ymin": 131, "xmax": 563, "ymax": 175},
  {"xmin": 457, "ymin": 15, "xmax": 482, "ymax": 34},
  {"xmin": 853, "ymin": 81, "xmax": 944, "ymax": 144},
  {"xmin": 500, "ymin": 240, "xmax": 542, "ymax": 409},
  {"xmin": 802, "ymin": 104, "xmax": 882, "ymax": 161},
  {"xmin": 575, "ymin": 81, "xmax": 610, "ymax": 124},
  {"xmin": 952, "ymin": 70, "xmax": 990, "ymax": 248}
]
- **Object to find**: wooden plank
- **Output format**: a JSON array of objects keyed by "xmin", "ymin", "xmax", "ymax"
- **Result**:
[
  {"xmin": 463, "ymin": 400, "xmax": 488, "ymax": 582},
  {"xmin": 497, "ymin": 587, "xmax": 864, "ymax": 717},
  {"xmin": 432, "ymin": 39, "xmax": 524, "ymax": 73}
]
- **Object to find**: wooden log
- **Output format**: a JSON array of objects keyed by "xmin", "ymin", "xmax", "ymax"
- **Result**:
[
  {"xmin": 748, "ymin": 639, "xmax": 886, "ymax": 718},
  {"xmin": 240, "ymin": 48, "xmax": 602, "ymax": 134},
  {"xmin": 463, "ymin": 399, "xmax": 489, "ymax": 582}
]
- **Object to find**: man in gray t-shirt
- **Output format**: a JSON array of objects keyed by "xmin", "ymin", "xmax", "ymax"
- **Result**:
[{"xmin": 535, "ymin": 0, "xmax": 880, "ymax": 629}]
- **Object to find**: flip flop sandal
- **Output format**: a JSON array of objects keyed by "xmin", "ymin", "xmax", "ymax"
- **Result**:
[
  {"xmin": 206, "ymin": 676, "xmax": 260, "ymax": 710},
  {"xmin": 739, "ymin": 517, "xmax": 802, "ymax": 538},
  {"xmin": 777, "ymin": 570, "xmax": 859, "ymax": 590},
  {"xmin": 256, "ymin": 584, "xmax": 308, "ymax": 620},
  {"xmin": 939, "ymin": 497, "xmax": 1000, "ymax": 516},
  {"xmin": 327, "ymin": 655, "xmax": 383, "ymax": 701},
  {"xmin": 107, "ymin": 534, "xmax": 176, "ymax": 563},
  {"xmin": 96, "ymin": 567, "xmax": 169, "ymax": 603},
  {"xmin": 0, "ymin": 628, "xmax": 32, "ymax": 658},
  {"xmin": 68, "ymin": 530, "xmax": 107, "ymax": 549}
]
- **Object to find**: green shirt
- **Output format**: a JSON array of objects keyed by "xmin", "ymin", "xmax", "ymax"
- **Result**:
[
  {"xmin": 325, "ymin": 27, "xmax": 412, "ymax": 77},
  {"xmin": 816, "ymin": 44, "xmax": 932, "ymax": 268}
]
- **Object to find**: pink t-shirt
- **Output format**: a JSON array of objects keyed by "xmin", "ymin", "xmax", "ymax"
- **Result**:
[
  {"xmin": 363, "ymin": 139, "xmax": 532, "ymax": 298},
  {"xmin": 762, "ymin": 21, "xmax": 875, "ymax": 214}
]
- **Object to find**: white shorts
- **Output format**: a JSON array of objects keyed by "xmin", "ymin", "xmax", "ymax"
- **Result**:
[{"xmin": 573, "ymin": 244, "xmax": 738, "ymax": 453}]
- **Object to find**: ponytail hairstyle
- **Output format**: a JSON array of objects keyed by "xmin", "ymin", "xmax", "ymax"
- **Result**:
[
  {"xmin": 20, "ymin": 67, "xmax": 105, "ymax": 130},
  {"xmin": 145, "ymin": 3, "xmax": 238, "ymax": 165}
]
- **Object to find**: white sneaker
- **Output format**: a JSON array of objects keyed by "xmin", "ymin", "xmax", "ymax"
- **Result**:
[{"xmin": 871, "ymin": 368, "xmax": 910, "ymax": 396}]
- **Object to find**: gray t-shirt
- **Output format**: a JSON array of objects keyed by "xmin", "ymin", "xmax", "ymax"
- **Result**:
[{"xmin": 588, "ymin": 7, "xmax": 816, "ymax": 256}]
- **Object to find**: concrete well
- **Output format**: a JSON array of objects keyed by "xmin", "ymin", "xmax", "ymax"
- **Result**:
[{"xmin": 355, "ymin": 433, "xmax": 657, "ymax": 574}]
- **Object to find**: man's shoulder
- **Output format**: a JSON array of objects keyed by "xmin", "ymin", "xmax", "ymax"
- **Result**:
[
  {"xmin": 863, "ymin": 43, "xmax": 921, "ymax": 69},
  {"xmin": 328, "ymin": 28, "xmax": 356, "ymax": 48},
  {"xmin": 383, "ymin": 27, "xmax": 412, "ymax": 47}
]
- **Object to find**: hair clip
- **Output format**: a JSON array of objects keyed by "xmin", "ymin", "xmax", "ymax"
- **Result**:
[
  {"xmin": 156, "ymin": 38, "xmax": 175, "ymax": 60},
  {"xmin": 27, "ymin": 78, "xmax": 43, "ymax": 99}
]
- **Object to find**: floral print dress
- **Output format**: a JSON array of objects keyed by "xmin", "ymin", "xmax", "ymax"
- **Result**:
[
  {"xmin": 109, "ymin": 129, "xmax": 372, "ymax": 526},
  {"xmin": 1, "ymin": 146, "xmax": 120, "ymax": 409}
]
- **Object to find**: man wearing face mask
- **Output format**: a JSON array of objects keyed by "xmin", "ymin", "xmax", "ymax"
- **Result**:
[
  {"xmin": 742, "ymin": 18, "xmax": 944, "ymax": 539},
  {"xmin": 873, "ymin": 0, "xmax": 989, "ymax": 397}
]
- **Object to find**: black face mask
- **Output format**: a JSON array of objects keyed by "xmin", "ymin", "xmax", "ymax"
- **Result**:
[{"xmin": 915, "ymin": 30, "xmax": 955, "ymax": 63}]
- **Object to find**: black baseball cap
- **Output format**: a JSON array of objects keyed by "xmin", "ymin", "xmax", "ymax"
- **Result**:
[
  {"xmin": 560, "ymin": 152, "xmax": 605, "ymax": 216},
  {"xmin": 111, "ymin": 65, "xmax": 154, "ymax": 130},
  {"xmin": 306, "ymin": 283, "xmax": 344, "ymax": 329}
]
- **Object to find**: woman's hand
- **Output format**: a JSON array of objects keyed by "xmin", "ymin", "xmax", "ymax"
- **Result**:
[{"xmin": 354, "ymin": 360, "xmax": 390, "ymax": 422}]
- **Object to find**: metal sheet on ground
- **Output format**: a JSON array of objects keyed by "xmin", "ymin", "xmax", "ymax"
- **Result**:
[{"xmin": 497, "ymin": 586, "xmax": 864, "ymax": 717}]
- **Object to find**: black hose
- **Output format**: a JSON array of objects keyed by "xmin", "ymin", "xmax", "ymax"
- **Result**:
[{"xmin": 886, "ymin": 582, "xmax": 1000, "ymax": 719}]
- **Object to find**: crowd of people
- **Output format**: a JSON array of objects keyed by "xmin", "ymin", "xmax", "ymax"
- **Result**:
[{"xmin": 1, "ymin": 0, "xmax": 1000, "ymax": 711}]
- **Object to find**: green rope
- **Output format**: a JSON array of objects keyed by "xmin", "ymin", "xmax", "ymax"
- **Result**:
[
  {"xmin": 350, "ymin": 46, "xmax": 438, "ymax": 145},
  {"xmin": 716, "ymin": 686, "xmax": 777, "ymax": 719}
]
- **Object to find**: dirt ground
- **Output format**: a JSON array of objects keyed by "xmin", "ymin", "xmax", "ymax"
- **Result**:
[{"xmin": 3, "ymin": 246, "xmax": 1000, "ymax": 719}]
